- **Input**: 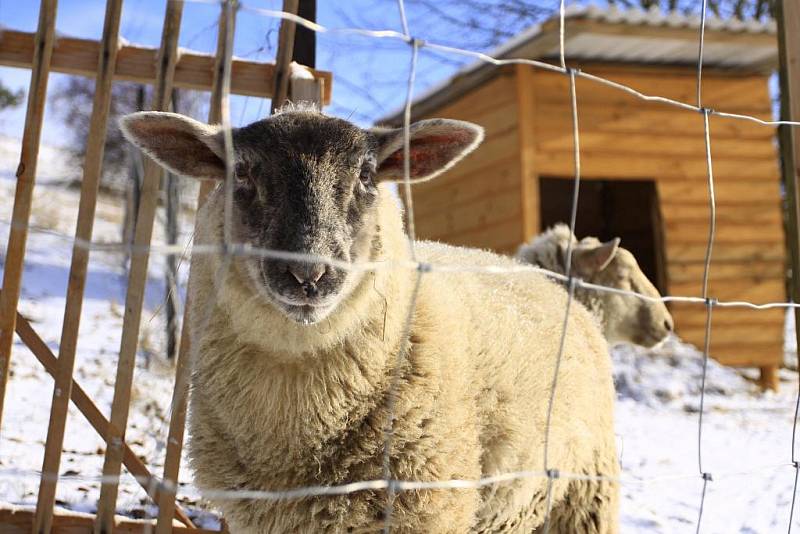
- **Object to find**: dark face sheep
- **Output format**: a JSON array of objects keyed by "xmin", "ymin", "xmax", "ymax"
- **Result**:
[{"xmin": 120, "ymin": 108, "xmax": 482, "ymax": 324}]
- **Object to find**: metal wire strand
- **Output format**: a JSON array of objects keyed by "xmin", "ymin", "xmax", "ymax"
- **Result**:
[
  {"xmin": 542, "ymin": 66, "xmax": 581, "ymax": 534},
  {"xmin": 695, "ymin": 6, "xmax": 716, "ymax": 529}
]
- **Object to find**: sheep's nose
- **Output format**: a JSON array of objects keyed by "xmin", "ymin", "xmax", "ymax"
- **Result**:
[
  {"xmin": 288, "ymin": 263, "xmax": 327, "ymax": 286},
  {"xmin": 664, "ymin": 317, "xmax": 674, "ymax": 332}
]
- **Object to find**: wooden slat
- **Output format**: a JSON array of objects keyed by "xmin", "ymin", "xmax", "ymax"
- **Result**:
[
  {"xmin": 663, "ymin": 221, "xmax": 784, "ymax": 244},
  {"xmin": 515, "ymin": 64, "xmax": 538, "ymax": 240},
  {"xmin": 443, "ymin": 125, "xmax": 519, "ymax": 176},
  {"xmin": 668, "ymin": 259, "xmax": 785, "ymax": 283},
  {"xmin": 678, "ymin": 324, "xmax": 784, "ymax": 346},
  {"xmin": 438, "ymin": 98, "xmax": 518, "ymax": 138},
  {"xmin": 270, "ymin": 0, "xmax": 299, "ymax": 112},
  {"xmin": 412, "ymin": 157, "xmax": 520, "ymax": 217},
  {"xmin": 536, "ymin": 150, "xmax": 779, "ymax": 180},
  {"xmin": 426, "ymin": 216, "xmax": 523, "ymax": 251},
  {"xmin": 778, "ymin": 0, "xmax": 800, "ymax": 386},
  {"xmin": 535, "ymin": 68, "xmax": 771, "ymax": 110},
  {"xmin": 666, "ymin": 241, "xmax": 784, "ymax": 263},
  {"xmin": 661, "ymin": 203, "xmax": 782, "ymax": 224},
  {"xmin": 0, "ymin": 29, "xmax": 333, "ymax": 103},
  {"xmin": 416, "ymin": 188, "xmax": 521, "ymax": 239},
  {"xmin": 659, "ymin": 180, "xmax": 782, "ymax": 204},
  {"xmin": 0, "ymin": 0, "xmax": 57, "ymax": 435},
  {"xmin": 669, "ymin": 278, "xmax": 785, "ymax": 303},
  {"xmin": 422, "ymin": 72, "xmax": 517, "ymax": 125},
  {"xmin": 535, "ymin": 104, "xmax": 776, "ymax": 140},
  {"xmin": 33, "ymin": 2, "xmax": 125, "ymax": 531},
  {"xmin": 669, "ymin": 307, "xmax": 785, "ymax": 326},
  {"xmin": 537, "ymin": 130, "xmax": 778, "ymax": 160},
  {"xmin": 0, "ymin": 507, "xmax": 214, "ymax": 534},
  {"xmin": 96, "ymin": 3, "xmax": 185, "ymax": 531},
  {"xmin": 10, "ymin": 312, "xmax": 194, "ymax": 528},
  {"xmin": 154, "ymin": 1, "xmax": 234, "ymax": 531}
]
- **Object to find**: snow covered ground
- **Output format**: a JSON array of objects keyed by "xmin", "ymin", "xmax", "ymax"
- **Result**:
[{"xmin": 1, "ymin": 136, "xmax": 799, "ymax": 532}]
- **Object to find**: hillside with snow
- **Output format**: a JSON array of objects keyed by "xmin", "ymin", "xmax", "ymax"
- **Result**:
[{"xmin": 0, "ymin": 135, "xmax": 799, "ymax": 532}]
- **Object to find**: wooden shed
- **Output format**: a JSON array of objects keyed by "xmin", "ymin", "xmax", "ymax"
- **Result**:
[{"xmin": 383, "ymin": 6, "xmax": 785, "ymax": 388}]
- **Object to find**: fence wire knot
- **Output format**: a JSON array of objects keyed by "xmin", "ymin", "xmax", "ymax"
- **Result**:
[
  {"xmin": 545, "ymin": 468, "xmax": 561, "ymax": 480},
  {"xmin": 416, "ymin": 262, "xmax": 432, "ymax": 273},
  {"xmin": 701, "ymin": 472, "xmax": 713, "ymax": 482}
]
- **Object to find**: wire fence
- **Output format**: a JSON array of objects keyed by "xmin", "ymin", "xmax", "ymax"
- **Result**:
[{"xmin": 3, "ymin": 0, "xmax": 800, "ymax": 532}]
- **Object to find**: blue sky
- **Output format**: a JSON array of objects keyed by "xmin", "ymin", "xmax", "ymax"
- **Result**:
[{"xmin": 0, "ymin": 0, "xmax": 508, "ymax": 145}]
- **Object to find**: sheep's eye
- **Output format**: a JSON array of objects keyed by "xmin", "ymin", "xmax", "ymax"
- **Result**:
[
  {"xmin": 359, "ymin": 166, "xmax": 373, "ymax": 187},
  {"xmin": 234, "ymin": 163, "xmax": 254, "ymax": 188}
]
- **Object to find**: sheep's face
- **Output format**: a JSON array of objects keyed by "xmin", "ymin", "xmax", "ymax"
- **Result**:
[
  {"xmin": 572, "ymin": 241, "xmax": 674, "ymax": 348},
  {"xmin": 120, "ymin": 108, "xmax": 483, "ymax": 325}
]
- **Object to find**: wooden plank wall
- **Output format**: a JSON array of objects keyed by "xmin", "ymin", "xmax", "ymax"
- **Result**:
[
  {"xmin": 528, "ymin": 64, "xmax": 784, "ymax": 370},
  {"xmin": 409, "ymin": 69, "xmax": 525, "ymax": 254}
]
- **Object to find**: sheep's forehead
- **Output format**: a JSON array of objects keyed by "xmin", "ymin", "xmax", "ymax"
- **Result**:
[{"xmin": 238, "ymin": 112, "xmax": 372, "ymax": 165}]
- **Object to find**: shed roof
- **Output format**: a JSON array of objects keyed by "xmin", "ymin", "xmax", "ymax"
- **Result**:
[{"xmin": 381, "ymin": 5, "xmax": 778, "ymax": 124}]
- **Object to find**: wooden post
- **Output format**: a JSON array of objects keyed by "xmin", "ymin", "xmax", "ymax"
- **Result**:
[
  {"xmin": 33, "ymin": 2, "xmax": 125, "ymax": 530},
  {"xmin": 292, "ymin": 0, "xmax": 316, "ymax": 68},
  {"xmin": 270, "ymin": 0, "xmax": 300, "ymax": 113},
  {"xmin": 164, "ymin": 89, "xmax": 182, "ymax": 360},
  {"xmin": 154, "ymin": 2, "xmax": 235, "ymax": 531},
  {"xmin": 11, "ymin": 311, "xmax": 195, "ymax": 528},
  {"xmin": 95, "ymin": 3, "xmax": 184, "ymax": 531},
  {"xmin": 0, "ymin": 0, "xmax": 57, "ymax": 436},
  {"xmin": 515, "ymin": 64, "xmax": 540, "ymax": 242},
  {"xmin": 778, "ymin": 0, "xmax": 800, "ymax": 392},
  {"xmin": 123, "ymin": 86, "xmax": 146, "ymax": 272}
]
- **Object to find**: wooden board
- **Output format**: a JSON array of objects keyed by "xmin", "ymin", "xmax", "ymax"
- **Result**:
[
  {"xmin": 34, "ymin": 2, "xmax": 127, "ymax": 530},
  {"xmin": 668, "ymin": 260, "xmax": 785, "ymax": 283},
  {"xmin": 536, "ymin": 150, "xmax": 780, "ymax": 180},
  {"xmin": 0, "ymin": 507, "xmax": 217, "ymax": 534},
  {"xmin": 0, "ymin": 29, "xmax": 333, "ymax": 102},
  {"xmin": 416, "ymin": 188, "xmax": 521, "ymax": 239},
  {"xmin": 411, "ymin": 157, "xmax": 520, "ymax": 218},
  {"xmin": 408, "ymin": 73, "xmax": 524, "ymax": 252},
  {"xmin": 535, "ymin": 104, "xmax": 775, "ymax": 141}
]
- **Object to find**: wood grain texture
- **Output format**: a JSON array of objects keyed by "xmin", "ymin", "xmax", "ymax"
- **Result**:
[
  {"xmin": 0, "ymin": 0, "xmax": 57, "ymax": 441},
  {"xmin": 34, "ymin": 2, "xmax": 127, "ymax": 530},
  {"xmin": 0, "ymin": 29, "xmax": 332, "ymax": 103}
]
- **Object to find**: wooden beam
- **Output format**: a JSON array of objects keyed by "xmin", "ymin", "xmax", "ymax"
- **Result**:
[
  {"xmin": 11, "ymin": 312, "xmax": 195, "ymax": 529},
  {"xmin": 515, "ymin": 64, "xmax": 540, "ymax": 242},
  {"xmin": 155, "ymin": 2, "xmax": 235, "ymax": 532},
  {"xmin": 0, "ymin": 0, "xmax": 57, "ymax": 438},
  {"xmin": 33, "ymin": 2, "xmax": 125, "ymax": 530},
  {"xmin": 0, "ymin": 507, "xmax": 215, "ymax": 534},
  {"xmin": 778, "ymin": 0, "xmax": 800, "ymax": 390},
  {"xmin": 292, "ymin": 0, "xmax": 316, "ymax": 68},
  {"xmin": 271, "ymin": 0, "xmax": 300, "ymax": 113},
  {"xmin": 96, "ymin": 3, "xmax": 185, "ymax": 531},
  {"xmin": 0, "ymin": 29, "xmax": 332, "ymax": 104}
]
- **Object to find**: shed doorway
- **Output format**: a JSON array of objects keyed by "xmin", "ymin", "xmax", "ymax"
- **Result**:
[{"xmin": 539, "ymin": 178, "xmax": 667, "ymax": 294}]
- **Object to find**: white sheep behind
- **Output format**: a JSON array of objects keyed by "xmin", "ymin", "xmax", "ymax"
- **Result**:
[{"xmin": 517, "ymin": 223, "xmax": 673, "ymax": 348}]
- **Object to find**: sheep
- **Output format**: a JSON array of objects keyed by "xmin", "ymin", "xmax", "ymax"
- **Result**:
[
  {"xmin": 120, "ymin": 107, "xmax": 619, "ymax": 533},
  {"xmin": 516, "ymin": 224, "xmax": 673, "ymax": 349}
]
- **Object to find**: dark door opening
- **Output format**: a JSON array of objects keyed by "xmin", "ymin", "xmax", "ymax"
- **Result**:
[{"xmin": 539, "ymin": 178, "xmax": 667, "ymax": 294}]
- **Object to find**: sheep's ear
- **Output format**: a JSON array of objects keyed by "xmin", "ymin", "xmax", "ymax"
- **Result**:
[
  {"xmin": 370, "ymin": 119, "xmax": 484, "ymax": 183},
  {"xmin": 572, "ymin": 238, "xmax": 621, "ymax": 274},
  {"xmin": 120, "ymin": 112, "xmax": 228, "ymax": 180}
]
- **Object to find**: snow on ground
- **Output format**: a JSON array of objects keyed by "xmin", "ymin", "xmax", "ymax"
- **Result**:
[{"xmin": 0, "ymin": 136, "xmax": 799, "ymax": 531}]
